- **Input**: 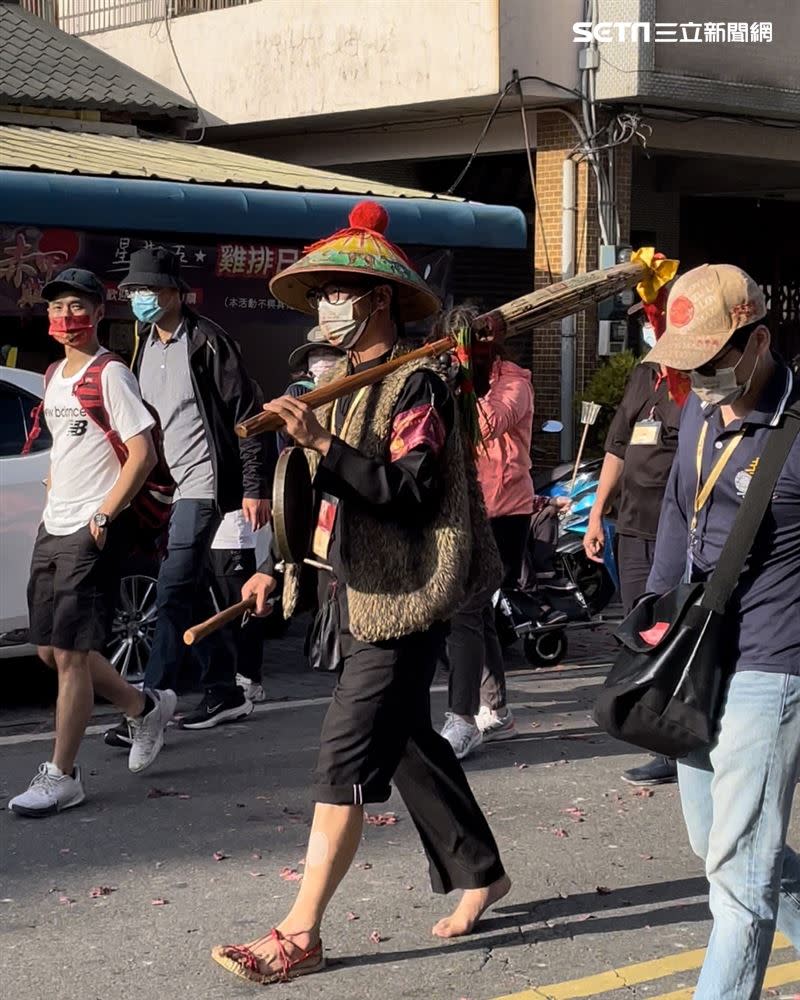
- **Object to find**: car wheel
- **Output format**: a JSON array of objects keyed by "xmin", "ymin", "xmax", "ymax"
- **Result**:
[{"xmin": 107, "ymin": 574, "xmax": 158, "ymax": 682}]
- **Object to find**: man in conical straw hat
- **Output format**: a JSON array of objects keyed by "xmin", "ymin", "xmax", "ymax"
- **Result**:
[{"xmin": 212, "ymin": 202, "xmax": 509, "ymax": 985}]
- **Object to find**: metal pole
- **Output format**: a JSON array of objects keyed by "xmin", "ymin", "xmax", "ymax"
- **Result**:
[{"xmin": 560, "ymin": 157, "xmax": 577, "ymax": 462}]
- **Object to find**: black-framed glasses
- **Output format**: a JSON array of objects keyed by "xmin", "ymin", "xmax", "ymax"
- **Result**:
[{"xmin": 305, "ymin": 285, "xmax": 372, "ymax": 309}]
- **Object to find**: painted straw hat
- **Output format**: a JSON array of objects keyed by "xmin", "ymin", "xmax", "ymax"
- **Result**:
[{"xmin": 269, "ymin": 201, "xmax": 441, "ymax": 322}]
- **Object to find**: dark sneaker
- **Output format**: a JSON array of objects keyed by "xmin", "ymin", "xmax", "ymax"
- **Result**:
[
  {"xmin": 621, "ymin": 756, "xmax": 678, "ymax": 786},
  {"xmin": 104, "ymin": 719, "xmax": 134, "ymax": 749},
  {"xmin": 178, "ymin": 690, "xmax": 254, "ymax": 730}
]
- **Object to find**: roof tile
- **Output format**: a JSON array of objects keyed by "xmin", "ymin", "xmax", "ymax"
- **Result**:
[{"xmin": 0, "ymin": 3, "xmax": 197, "ymax": 120}]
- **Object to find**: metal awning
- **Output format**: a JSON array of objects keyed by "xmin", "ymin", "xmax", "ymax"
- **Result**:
[{"xmin": 0, "ymin": 126, "xmax": 527, "ymax": 248}]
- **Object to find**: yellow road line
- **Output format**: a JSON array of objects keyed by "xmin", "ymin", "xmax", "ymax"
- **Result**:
[
  {"xmin": 493, "ymin": 934, "xmax": 792, "ymax": 1000},
  {"xmin": 646, "ymin": 958, "xmax": 800, "ymax": 1000}
]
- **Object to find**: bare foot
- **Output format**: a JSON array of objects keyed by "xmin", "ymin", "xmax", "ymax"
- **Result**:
[{"xmin": 431, "ymin": 873, "xmax": 512, "ymax": 938}]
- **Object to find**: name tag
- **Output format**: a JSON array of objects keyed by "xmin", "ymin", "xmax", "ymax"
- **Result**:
[
  {"xmin": 630, "ymin": 419, "xmax": 662, "ymax": 446},
  {"xmin": 311, "ymin": 493, "xmax": 339, "ymax": 561}
]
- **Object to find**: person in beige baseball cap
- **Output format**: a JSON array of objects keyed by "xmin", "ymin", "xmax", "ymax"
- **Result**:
[
  {"xmin": 643, "ymin": 263, "xmax": 800, "ymax": 998},
  {"xmin": 645, "ymin": 263, "xmax": 770, "ymax": 408}
]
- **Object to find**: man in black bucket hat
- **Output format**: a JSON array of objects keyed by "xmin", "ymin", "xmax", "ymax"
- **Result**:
[{"xmin": 103, "ymin": 247, "xmax": 275, "ymax": 742}]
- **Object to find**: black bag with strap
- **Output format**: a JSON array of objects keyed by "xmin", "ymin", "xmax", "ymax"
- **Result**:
[{"xmin": 593, "ymin": 399, "xmax": 800, "ymax": 758}]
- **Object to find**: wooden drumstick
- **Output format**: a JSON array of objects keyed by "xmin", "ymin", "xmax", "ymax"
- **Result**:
[{"xmin": 183, "ymin": 597, "xmax": 257, "ymax": 646}]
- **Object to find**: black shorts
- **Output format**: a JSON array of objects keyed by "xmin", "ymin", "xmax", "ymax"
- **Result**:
[
  {"xmin": 312, "ymin": 588, "xmax": 446, "ymax": 806},
  {"xmin": 27, "ymin": 514, "xmax": 131, "ymax": 652}
]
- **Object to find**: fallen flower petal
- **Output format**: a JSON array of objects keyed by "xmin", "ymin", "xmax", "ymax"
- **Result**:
[
  {"xmin": 368, "ymin": 930, "xmax": 383, "ymax": 944},
  {"xmin": 346, "ymin": 911, "xmax": 359, "ymax": 921},
  {"xmin": 553, "ymin": 828, "xmax": 569, "ymax": 838},
  {"xmin": 58, "ymin": 895, "xmax": 75, "ymax": 905},
  {"xmin": 640, "ymin": 853, "xmax": 655, "ymax": 861},
  {"xmin": 151, "ymin": 898, "xmax": 169, "ymax": 906},
  {"xmin": 89, "ymin": 886, "xmax": 116, "ymax": 898},
  {"xmin": 279, "ymin": 867, "xmax": 303, "ymax": 882},
  {"xmin": 249, "ymin": 872, "xmax": 265, "ymax": 878},
  {"xmin": 251, "ymin": 851, "xmax": 262, "ymax": 861},
  {"xmin": 515, "ymin": 763, "xmax": 529, "ymax": 770},
  {"xmin": 355, "ymin": 862, "xmax": 373, "ymax": 871},
  {"xmin": 364, "ymin": 812, "xmax": 398, "ymax": 826},
  {"xmin": 561, "ymin": 807, "xmax": 586, "ymax": 822},
  {"xmin": 212, "ymin": 851, "xmax": 228, "ymax": 862}
]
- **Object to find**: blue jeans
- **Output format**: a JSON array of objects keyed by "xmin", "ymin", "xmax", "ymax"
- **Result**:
[
  {"xmin": 144, "ymin": 499, "xmax": 228, "ymax": 694},
  {"xmin": 679, "ymin": 670, "xmax": 800, "ymax": 999}
]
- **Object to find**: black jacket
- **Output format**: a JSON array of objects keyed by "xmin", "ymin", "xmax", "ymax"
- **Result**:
[{"xmin": 132, "ymin": 309, "xmax": 275, "ymax": 513}]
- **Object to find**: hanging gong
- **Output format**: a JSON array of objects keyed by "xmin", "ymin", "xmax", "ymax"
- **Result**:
[{"xmin": 272, "ymin": 447, "xmax": 314, "ymax": 564}]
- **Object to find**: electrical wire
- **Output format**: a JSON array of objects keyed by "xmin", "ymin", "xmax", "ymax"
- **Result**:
[
  {"xmin": 445, "ymin": 81, "xmax": 515, "ymax": 195},
  {"xmin": 163, "ymin": 4, "xmax": 206, "ymax": 144},
  {"xmin": 515, "ymin": 74, "xmax": 553, "ymax": 284}
]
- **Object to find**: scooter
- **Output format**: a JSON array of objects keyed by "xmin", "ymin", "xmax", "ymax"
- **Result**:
[{"xmin": 495, "ymin": 422, "xmax": 621, "ymax": 667}]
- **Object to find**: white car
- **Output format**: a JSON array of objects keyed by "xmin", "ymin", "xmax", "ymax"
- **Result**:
[{"xmin": 0, "ymin": 366, "xmax": 157, "ymax": 677}]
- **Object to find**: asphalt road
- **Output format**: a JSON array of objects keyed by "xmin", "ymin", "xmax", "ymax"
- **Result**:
[{"xmin": 2, "ymin": 633, "xmax": 797, "ymax": 1000}]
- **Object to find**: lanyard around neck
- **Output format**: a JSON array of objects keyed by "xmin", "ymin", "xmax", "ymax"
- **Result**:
[
  {"xmin": 331, "ymin": 386, "xmax": 369, "ymax": 441},
  {"xmin": 691, "ymin": 421, "xmax": 745, "ymax": 533}
]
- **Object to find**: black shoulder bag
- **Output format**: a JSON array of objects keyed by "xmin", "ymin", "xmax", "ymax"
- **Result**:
[{"xmin": 594, "ymin": 401, "xmax": 800, "ymax": 758}]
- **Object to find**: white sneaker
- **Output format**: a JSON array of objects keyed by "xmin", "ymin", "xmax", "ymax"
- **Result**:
[
  {"xmin": 476, "ymin": 705, "xmax": 517, "ymax": 742},
  {"xmin": 9, "ymin": 762, "xmax": 85, "ymax": 817},
  {"xmin": 441, "ymin": 712, "xmax": 483, "ymax": 760},
  {"xmin": 127, "ymin": 689, "xmax": 177, "ymax": 774},
  {"xmin": 236, "ymin": 674, "xmax": 267, "ymax": 703}
]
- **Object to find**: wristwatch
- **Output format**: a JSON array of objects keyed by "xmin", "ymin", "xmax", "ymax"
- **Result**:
[{"xmin": 92, "ymin": 512, "xmax": 110, "ymax": 530}]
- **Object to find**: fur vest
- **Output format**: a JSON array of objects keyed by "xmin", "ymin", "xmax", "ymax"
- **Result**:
[{"xmin": 282, "ymin": 358, "xmax": 502, "ymax": 642}]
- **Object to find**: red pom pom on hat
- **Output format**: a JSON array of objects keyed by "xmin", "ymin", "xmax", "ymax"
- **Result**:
[{"xmin": 348, "ymin": 201, "xmax": 389, "ymax": 234}]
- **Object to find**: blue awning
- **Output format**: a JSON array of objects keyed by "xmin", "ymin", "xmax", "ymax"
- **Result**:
[{"xmin": 0, "ymin": 171, "xmax": 527, "ymax": 249}]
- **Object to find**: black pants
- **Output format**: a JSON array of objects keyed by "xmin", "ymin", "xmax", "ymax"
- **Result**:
[
  {"xmin": 617, "ymin": 533, "xmax": 656, "ymax": 615},
  {"xmin": 447, "ymin": 513, "xmax": 530, "ymax": 717},
  {"xmin": 313, "ymin": 589, "xmax": 505, "ymax": 894},
  {"xmin": 209, "ymin": 548, "xmax": 265, "ymax": 685}
]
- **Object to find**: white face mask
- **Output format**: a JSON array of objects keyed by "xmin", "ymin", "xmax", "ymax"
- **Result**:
[
  {"xmin": 317, "ymin": 290, "xmax": 373, "ymax": 349},
  {"xmin": 641, "ymin": 323, "xmax": 656, "ymax": 349},
  {"xmin": 307, "ymin": 351, "xmax": 341, "ymax": 383},
  {"xmin": 690, "ymin": 349, "xmax": 758, "ymax": 407}
]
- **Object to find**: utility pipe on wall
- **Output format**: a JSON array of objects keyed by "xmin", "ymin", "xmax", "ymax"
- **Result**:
[{"xmin": 560, "ymin": 156, "xmax": 577, "ymax": 462}]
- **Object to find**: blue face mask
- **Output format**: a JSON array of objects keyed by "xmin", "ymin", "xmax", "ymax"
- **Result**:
[{"xmin": 131, "ymin": 290, "xmax": 166, "ymax": 324}]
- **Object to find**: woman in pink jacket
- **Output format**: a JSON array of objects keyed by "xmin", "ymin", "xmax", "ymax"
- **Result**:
[{"xmin": 441, "ymin": 353, "xmax": 541, "ymax": 759}]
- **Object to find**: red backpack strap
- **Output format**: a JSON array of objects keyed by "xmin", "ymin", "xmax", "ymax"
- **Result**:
[
  {"xmin": 72, "ymin": 353, "xmax": 129, "ymax": 464},
  {"xmin": 22, "ymin": 361, "xmax": 60, "ymax": 455}
]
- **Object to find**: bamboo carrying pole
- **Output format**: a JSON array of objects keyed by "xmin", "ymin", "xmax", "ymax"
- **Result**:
[
  {"xmin": 183, "ymin": 597, "xmax": 256, "ymax": 646},
  {"xmin": 235, "ymin": 259, "xmax": 650, "ymax": 439}
]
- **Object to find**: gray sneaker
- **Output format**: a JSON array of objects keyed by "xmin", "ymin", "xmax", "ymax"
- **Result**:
[
  {"xmin": 441, "ymin": 713, "xmax": 483, "ymax": 760},
  {"xmin": 128, "ymin": 689, "xmax": 177, "ymax": 774},
  {"xmin": 9, "ymin": 762, "xmax": 85, "ymax": 817},
  {"xmin": 476, "ymin": 705, "xmax": 516, "ymax": 742}
]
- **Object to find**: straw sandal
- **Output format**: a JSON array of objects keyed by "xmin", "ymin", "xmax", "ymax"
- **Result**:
[{"xmin": 211, "ymin": 928, "xmax": 324, "ymax": 985}]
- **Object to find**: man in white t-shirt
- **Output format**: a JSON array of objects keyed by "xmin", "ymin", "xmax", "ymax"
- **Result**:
[{"xmin": 9, "ymin": 269, "xmax": 177, "ymax": 818}]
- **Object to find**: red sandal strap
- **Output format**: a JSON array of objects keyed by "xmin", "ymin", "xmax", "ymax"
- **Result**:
[{"xmin": 221, "ymin": 929, "xmax": 321, "ymax": 982}]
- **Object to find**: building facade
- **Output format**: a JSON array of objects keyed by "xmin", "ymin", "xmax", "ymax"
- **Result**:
[{"xmin": 32, "ymin": 0, "xmax": 800, "ymax": 453}]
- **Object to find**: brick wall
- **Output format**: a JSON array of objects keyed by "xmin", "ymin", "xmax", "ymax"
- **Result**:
[{"xmin": 531, "ymin": 110, "xmax": 632, "ymax": 465}]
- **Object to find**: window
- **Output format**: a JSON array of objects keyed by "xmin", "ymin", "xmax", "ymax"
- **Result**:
[{"xmin": 0, "ymin": 383, "xmax": 50, "ymax": 456}]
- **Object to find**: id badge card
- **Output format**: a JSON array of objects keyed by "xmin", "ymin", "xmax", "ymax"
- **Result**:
[
  {"xmin": 311, "ymin": 493, "xmax": 339, "ymax": 561},
  {"xmin": 630, "ymin": 419, "xmax": 662, "ymax": 446}
]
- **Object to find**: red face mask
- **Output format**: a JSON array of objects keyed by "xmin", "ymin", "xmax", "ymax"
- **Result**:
[{"xmin": 48, "ymin": 314, "xmax": 94, "ymax": 348}]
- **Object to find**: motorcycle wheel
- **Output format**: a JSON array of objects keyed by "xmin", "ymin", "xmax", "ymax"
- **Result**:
[{"xmin": 523, "ymin": 630, "xmax": 568, "ymax": 668}]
